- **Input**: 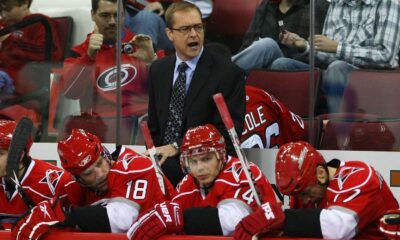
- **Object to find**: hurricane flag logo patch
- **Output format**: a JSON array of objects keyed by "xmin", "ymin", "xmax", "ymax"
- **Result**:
[{"xmin": 97, "ymin": 64, "xmax": 137, "ymax": 91}]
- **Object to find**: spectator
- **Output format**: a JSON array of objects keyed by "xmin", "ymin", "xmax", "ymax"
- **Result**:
[
  {"xmin": 0, "ymin": 120, "xmax": 73, "ymax": 229},
  {"xmin": 235, "ymin": 141, "xmax": 398, "ymax": 239},
  {"xmin": 12, "ymin": 128, "xmax": 174, "ymax": 239},
  {"xmin": 232, "ymin": 0, "xmax": 329, "ymax": 72},
  {"xmin": 147, "ymin": 1, "xmax": 245, "ymax": 186},
  {"xmin": 60, "ymin": 0, "xmax": 156, "ymax": 119},
  {"xmin": 125, "ymin": 0, "xmax": 174, "ymax": 51},
  {"xmin": 185, "ymin": 0, "xmax": 213, "ymax": 19},
  {"xmin": 128, "ymin": 124, "xmax": 278, "ymax": 239},
  {"xmin": 240, "ymin": 86, "xmax": 306, "ymax": 149},
  {"xmin": 0, "ymin": 0, "xmax": 62, "ymax": 123},
  {"xmin": 270, "ymin": 0, "xmax": 400, "ymax": 112}
]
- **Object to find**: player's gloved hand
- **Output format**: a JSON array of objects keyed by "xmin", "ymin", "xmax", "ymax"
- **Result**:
[
  {"xmin": 234, "ymin": 202, "xmax": 285, "ymax": 240},
  {"xmin": 379, "ymin": 209, "xmax": 400, "ymax": 240},
  {"xmin": 11, "ymin": 198, "xmax": 66, "ymax": 240},
  {"xmin": 127, "ymin": 201, "xmax": 183, "ymax": 240}
]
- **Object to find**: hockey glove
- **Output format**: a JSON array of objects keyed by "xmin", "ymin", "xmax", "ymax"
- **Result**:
[
  {"xmin": 12, "ymin": 198, "xmax": 66, "ymax": 240},
  {"xmin": 127, "ymin": 201, "xmax": 183, "ymax": 240},
  {"xmin": 234, "ymin": 202, "xmax": 285, "ymax": 240},
  {"xmin": 380, "ymin": 209, "xmax": 400, "ymax": 240}
]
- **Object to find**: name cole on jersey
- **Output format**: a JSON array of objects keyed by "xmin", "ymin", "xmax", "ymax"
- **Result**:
[{"xmin": 241, "ymin": 86, "xmax": 306, "ymax": 149}]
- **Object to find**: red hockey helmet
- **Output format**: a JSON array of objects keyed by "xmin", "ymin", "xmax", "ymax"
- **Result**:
[
  {"xmin": 57, "ymin": 129, "xmax": 104, "ymax": 175},
  {"xmin": 275, "ymin": 141, "xmax": 325, "ymax": 195},
  {"xmin": 0, "ymin": 120, "xmax": 32, "ymax": 154},
  {"xmin": 180, "ymin": 124, "xmax": 226, "ymax": 173}
]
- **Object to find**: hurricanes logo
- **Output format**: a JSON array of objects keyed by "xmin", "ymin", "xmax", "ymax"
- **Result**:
[
  {"xmin": 40, "ymin": 170, "xmax": 64, "ymax": 195},
  {"xmin": 122, "ymin": 153, "xmax": 140, "ymax": 170},
  {"xmin": 97, "ymin": 64, "xmax": 137, "ymax": 91},
  {"xmin": 225, "ymin": 161, "xmax": 244, "ymax": 182},
  {"xmin": 332, "ymin": 167, "xmax": 363, "ymax": 190}
]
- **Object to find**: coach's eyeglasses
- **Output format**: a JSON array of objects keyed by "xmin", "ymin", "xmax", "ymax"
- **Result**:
[{"xmin": 170, "ymin": 24, "xmax": 204, "ymax": 34}]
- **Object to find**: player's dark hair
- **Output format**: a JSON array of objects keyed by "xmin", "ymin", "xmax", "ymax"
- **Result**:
[
  {"xmin": 0, "ymin": 0, "xmax": 33, "ymax": 9},
  {"xmin": 92, "ymin": 0, "xmax": 126, "ymax": 12}
]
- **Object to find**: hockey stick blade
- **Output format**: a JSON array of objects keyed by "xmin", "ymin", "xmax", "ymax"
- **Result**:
[
  {"xmin": 213, "ymin": 93, "xmax": 262, "ymax": 206},
  {"xmin": 6, "ymin": 117, "xmax": 33, "ymax": 179},
  {"xmin": 140, "ymin": 121, "xmax": 166, "ymax": 195}
]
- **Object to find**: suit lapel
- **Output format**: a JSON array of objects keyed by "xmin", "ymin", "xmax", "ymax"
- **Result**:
[
  {"xmin": 158, "ymin": 56, "xmax": 176, "ymax": 127},
  {"xmin": 183, "ymin": 50, "xmax": 213, "ymax": 117}
]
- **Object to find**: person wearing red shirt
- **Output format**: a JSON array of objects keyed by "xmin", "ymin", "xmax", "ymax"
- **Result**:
[
  {"xmin": 0, "ymin": 120, "xmax": 73, "ymax": 230},
  {"xmin": 0, "ymin": 0, "xmax": 62, "ymax": 123},
  {"xmin": 241, "ymin": 86, "xmax": 306, "ymax": 149},
  {"xmin": 61, "ymin": 0, "xmax": 158, "ymax": 117},
  {"xmin": 235, "ymin": 141, "xmax": 399, "ymax": 239},
  {"xmin": 128, "ymin": 124, "xmax": 279, "ymax": 239},
  {"xmin": 12, "ymin": 128, "xmax": 175, "ymax": 240}
]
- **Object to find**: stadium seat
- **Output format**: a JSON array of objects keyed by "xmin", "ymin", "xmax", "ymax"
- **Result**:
[
  {"xmin": 52, "ymin": 16, "xmax": 74, "ymax": 61},
  {"xmin": 58, "ymin": 115, "xmax": 139, "ymax": 145},
  {"xmin": 317, "ymin": 70, "xmax": 400, "ymax": 151},
  {"xmin": 246, "ymin": 69, "xmax": 321, "ymax": 118},
  {"xmin": 339, "ymin": 70, "xmax": 400, "ymax": 118},
  {"xmin": 206, "ymin": 0, "xmax": 262, "ymax": 53},
  {"xmin": 0, "ymin": 15, "xmax": 57, "ymax": 141},
  {"xmin": 319, "ymin": 117, "xmax": 399, "ymax": 151}
]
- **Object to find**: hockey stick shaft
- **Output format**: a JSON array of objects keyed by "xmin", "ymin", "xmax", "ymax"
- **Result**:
[
  {"xmin": 213, "ymin": 93, "xmax": 262, "ymax": 206},
  {"xmin": 140, "ymin": 121, "xmax": 166, "ymax": 195}
]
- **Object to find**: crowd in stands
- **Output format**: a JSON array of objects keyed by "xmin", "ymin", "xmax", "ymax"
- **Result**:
[{"xmin": 1, "ymin": 0, "xmax": 400, "ymax": 239}]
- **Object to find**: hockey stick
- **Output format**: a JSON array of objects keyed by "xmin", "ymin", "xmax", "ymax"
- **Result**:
[
  {"xmin": 7, "ymin": 117, "xmax": 35, "ymax": 209},
  {"xmin": 213, "ymin": 93, "xmax": 262, "ymax": 206},
  {"xmin": 7, "ymin": 117, "xmax": 33, "ymax": 179},
  {"xmin": 139, "ymin": 121, "xmax": 166, "ymax": 195}
]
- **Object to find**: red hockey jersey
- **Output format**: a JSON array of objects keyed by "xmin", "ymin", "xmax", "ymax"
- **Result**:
[
  {"xmin": 65, "ymin": 146, "xmax": 174, "ymax": 211},
  {"xmin": 106, "ymin": 146, "xmax": 175, "ymax": 213},
  {"xmin": 241, "ymin": 86, "xmax": 306, "ymax": 148},
  {"xmin": 0, "ymin": 13, "xmax": 63, "ymax": 123},
  {"xmin": 322, "ymin": 160, "xmax": 398, "ymax": 239},
  {"xmin": 173, "ymin": 156, "xmax": 277, "ymax": 212},
  {"xmin": 61, "ymin": 29, "xmax": 149, "ymax": 117},
  {"xmin": 0, "ymin": 13, "xmax": 63, "ymax": 92},
  {"xmin": 0, "ymin": 159, "xmax": 73, "ymax": 228}
]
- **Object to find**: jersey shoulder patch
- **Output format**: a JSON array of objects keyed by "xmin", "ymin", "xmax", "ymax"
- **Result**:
[
  {"xmin": 218, "ymin": 157, "xmax": 262, "ymax": 185},
  {"xmin": 113, "ymin": 148, "xmax": 153, "ymax": 172},
  {"xmin": 328, "ymin": 161, "xmax": 374, "ymax": 193}
]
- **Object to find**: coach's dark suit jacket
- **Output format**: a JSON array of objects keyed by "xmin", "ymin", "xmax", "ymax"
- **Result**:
[{"xmin": 148, "ymin": 47, "xmax": 245, "ymax": 167}]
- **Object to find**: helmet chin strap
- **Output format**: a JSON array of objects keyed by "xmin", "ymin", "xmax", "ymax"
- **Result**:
[{"xmin": 201, "ymin": 181, "xmax": 215, "ymax": 196}]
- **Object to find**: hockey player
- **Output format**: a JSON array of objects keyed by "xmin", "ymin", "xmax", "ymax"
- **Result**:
[
  {"xmin": 240, "ymin": 86, "xmax": 306, "ymax": 149},
  {"xmin": 12, "ymin": 129, "xmax": 176, "ymax": 240},
  {"xmin": 0, "ymin": 120, "xmax": 73, "ymax": 229},
  {"xmin": 128, "ymin": 124, "xmax": 279, "ymax": 239},
  {"xmin": 380, "ymin": 208, "xmax": 400, "ymax": 240},
  {"xmin": 60, "ymin": 0, "xmax": 160, "ymax": 117},
  {"xmin": 235, "ymin": 141, "xmax": 399, "ymax": 239}
]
